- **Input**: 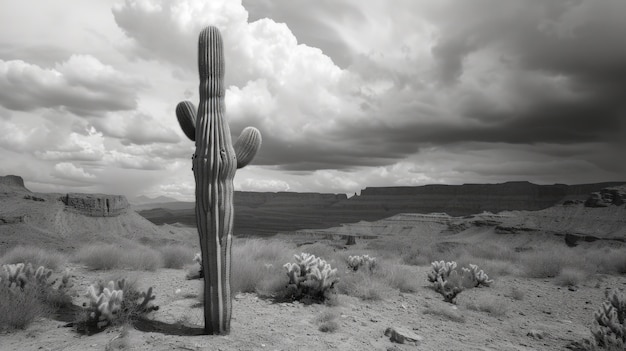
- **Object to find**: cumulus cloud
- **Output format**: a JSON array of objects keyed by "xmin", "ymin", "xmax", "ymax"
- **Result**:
[
  {"xmin": 51, "ymin": 162, "xmax": 96, "ymax": 183},
  {"xmin": 0, "ymin": 55, "xmax": 142, "ymax": 115},
  {"xmin": 89, "ymin": 111, "xmax": 180, "ymax": 145}
]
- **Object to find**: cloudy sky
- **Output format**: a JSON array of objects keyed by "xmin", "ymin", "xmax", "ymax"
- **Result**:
[{"xmin": 0, "ymin": 0, "xmax": 624, "ymax": 200}]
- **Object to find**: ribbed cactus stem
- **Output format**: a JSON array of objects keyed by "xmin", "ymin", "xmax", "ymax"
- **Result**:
[
  {"xmin": 234, "ymin": 127, "xmax": 262, "ymax": 168},
  {"xmin": 194, "ymin": 25, "xmax": 234, "ymax": 335},
  {"xmin": 176, "ymin": 101, "xmax": 196, "ymax": 141},
  {"xmin": 175, "ymin": 25, "xmax": 262, "ymax": 335}
]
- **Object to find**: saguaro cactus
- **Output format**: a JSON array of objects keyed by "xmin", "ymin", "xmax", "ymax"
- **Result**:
[{"xmin": 175, "ymin": 26, "xmax": 262, "ymax": 335}]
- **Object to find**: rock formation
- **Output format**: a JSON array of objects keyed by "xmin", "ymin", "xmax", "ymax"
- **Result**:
[
  {"xmin": 60, "ymin": 193, "xmax": 129, "ymax": 217},
  {"xmin": 585, "ymin": 186, "xmax": 626, "ymax": 207}
]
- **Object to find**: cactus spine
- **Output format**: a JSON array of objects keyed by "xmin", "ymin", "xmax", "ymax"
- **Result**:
[{"xmin": 175, "ymin": 26, "xmax": 261, "ymax": 335}]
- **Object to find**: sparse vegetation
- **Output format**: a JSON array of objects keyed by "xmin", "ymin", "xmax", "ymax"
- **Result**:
[
  {"xmin": 519, "ymin": 249, "xmax": 570, "ymax": 278},
  {"xmin": 158, "ymin": 245, "xmax": 196, "ymax": 269},
  {"xmin": 0, "ymin": 263, "xmax": 73, "ymax": 331},
  {"xmin": 465, "ymin": 296, "xmax": 508, "ymax": 317},
  {"xmin": 0, "ymin": 246, "xmax": 67, "ymax": 270},
  {"xmin": 315, "ymin": 309, "xmax": 340, "ymax": 333},
  {"xmin": 230, "ymin": 238, "xmax": 294, "ymax": 296},
  {"xmin": 336, "ymin": 270, "xmax": 388, "ymax": 300},
  {"xmin": 423, "ymin": 303, "xmax": 466, "ymax": 323},
  {"xmin": 555, "ymin": 267, "xmax": 588, "ymax": 287},
  {"xmin": 510, "ymin": 287, "xmax": 525, "ymax": 301},
  {"xmin": 74, "ymin": 243, "xmax": 163, "ymax": 271},
  {"xmin": 0, "ymin": 282, "xmax": 49, "ymax": 330}
]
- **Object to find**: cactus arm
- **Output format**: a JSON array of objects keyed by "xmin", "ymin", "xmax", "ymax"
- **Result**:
[
  {"xmin": 234, "ymin": 127, "xmax": 262, "ymax": 168},
  {"xmin": 176, "ymin": 101, "xmax": 197, "ymax": 141}
]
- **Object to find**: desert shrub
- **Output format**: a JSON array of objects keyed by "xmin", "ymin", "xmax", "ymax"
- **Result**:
[
  {"xmin": 0, "ymin": 246, "xmax": 67, "ymax": 270},
  {"xmin": 0, "ymin": 263, "xmax": 74, "ymax": 331},
  {"xmin": 0, "ymin": 283, "xmax": 49, "ymax": 330},
  {"xmin": 158, "ymin": 245, "xmax": 196, "ymax": 269},
  {"xmin": 402, "ymin": 241, "xmax": 465, "ymax": 266},
  {"xmin": 586, "ymin": 248, "xmax": 626, "ymax": 275},
  {"xmin": 74, "ymin": 243, "xmax": 162, "ymax": 271},
  {"xmin": 315, "ymin": 309, "xmax": 339, "ymax": 333},
  {"xmin": 423, "ymin": 304, "xmax": 466, "ymax": 323},
  {"xmin": 510, "ymin": 287, "xmax": 525, "ymax": 301},
  {"xmin": 380, "ymin": 263, "xmax": 420, "ymax": 293},
  {"xmin": 465, "ymin": 296, "xmax": 508, "ymax": 317},
  {"xmin": 230, "ymin": 239, "xmax": 294, "ymax": 296},
  {"xmin": 73, "ymin": 278, "xmax": 158, "ymax": 333},
  {"xmin": 283, "ymin": 253, "xmax": 339, "ymax": 302},
  {"xmin": 336, "ymin": 270, "xmax": 389, "ymax": 301},
  {"xmin": 555, "ymin": 267, "xmax": 588, "ymax": 287},
  {"xmin": 589, "ymin": 289, "xmax": 625, "ymax": 350},
  {"xmin": 519, "ymin": 249, "xmax": 570, "ymax": 278}
]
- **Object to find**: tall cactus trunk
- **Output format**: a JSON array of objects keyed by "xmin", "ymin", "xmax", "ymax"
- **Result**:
[
  {"xmin": 194, "ymin": 26, "xmax": 236, "ymax": 335},
  {"xmin": 175, "ymin": 25, "xmax": 262, "ymax": 335}
]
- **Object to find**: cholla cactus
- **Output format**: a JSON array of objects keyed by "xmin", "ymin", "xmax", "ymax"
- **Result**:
[
  {"xmin": 427, "ymin": 260, "xmax": 457, "ymax": 283},
  {"xmin": 461, "ymin": 264, "xmax": 494, "ymax": 287},
  {"xmin": 174, "ymin": 25, "xmax": 262, "ymax": 335},
  {"xmin": 79, "ymin": 279, "xmax": 158, "ymax": 332},
  {"xmin": 591, "ymin": 289, "xmax": 626, "ymax": 349},
  {"xmin": 86, "ymin": 280, "xmax": 124, "ymax": 326},
  {"xmin": 1, "ymin": 263, "xmax": 53, "ymax": 289},
  {"xmin": 347, "ymin": 255, "xmax": 377, "ymax": 272},
  {"xmin": 284, "ymin": 253, "xmax": 339, "ymax": 302},
  {"xmin": 433, "ymin": 269, "xmax": 475, "ymax": 304}
]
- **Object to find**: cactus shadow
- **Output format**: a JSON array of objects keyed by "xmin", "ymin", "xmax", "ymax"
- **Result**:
[
  {"xmin": 53, "ymin": 304, "xmax": 206, "ymax": 336},
  {"xmin": 133, "ymin": 318, "xmax": 206, "ymax": 336}
]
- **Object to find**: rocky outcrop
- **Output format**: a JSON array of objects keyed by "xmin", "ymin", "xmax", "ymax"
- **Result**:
[
  {"xmin": 585, "ymin": 186, "xmax": 626, "ymax": 207},
  {"xmin": 61, "ymin": 193, "xmax": 129, "ymax": 217},
  {"xmin": 0, "ymin": 175, "xmax": 30, "ymax": 194}
]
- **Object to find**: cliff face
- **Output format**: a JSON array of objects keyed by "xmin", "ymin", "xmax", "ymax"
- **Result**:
[
  {"xmin": 349, "ymin": 181, "xmax": 626, "ymax": 216},
  {"xmin": 138, "ymin": 181, "xmax": 626, "ymax": 237},
  {"xmin": 0, "ymin": 175, "xmax": 30, "ymax": 194},
  {"xmin": 61, "ymin": 193, "xmax": 129, "ymax": 217}
]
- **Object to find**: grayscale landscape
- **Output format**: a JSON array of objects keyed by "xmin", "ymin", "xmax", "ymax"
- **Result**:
[{"xmin": 1, "ymin": 175, "xmax": 625, "ymax": 350}]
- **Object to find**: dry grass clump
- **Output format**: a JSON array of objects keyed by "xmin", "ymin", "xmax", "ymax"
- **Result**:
[
  {"xmin": 336, "ymin": 271, "xmax": 390, "ymax": 301},
  {"xmin": 510, "ymin": 287, "xmax": 525, "ymax": 301},
  {"xmin": 555, "ymin": 267, "xmax": 588, "ymax": 287},
  {"xmin": 0, "ymin": 283, "xmax": 50, "ymax": 331},
  {"xmin": 314, "ymin": 309, "xmax": 340, "ymax": 333},
  {"xmin": 157, "ymin": 245, "xmax": 196, "ymax": 269},
  {"xmin": 74, "ymin": 243, "xmax": 162, "ymax": 271},
  {"xmin": 518, "ymin": 248, "xmax": 573, "ymax": 278},
  {"xmin": 379, "ymin": 263, "xmax": 420, "ymax": 293},
  {"xmin": 0, "ymin": 246, "xmax": 67, "ymax": 270},
  {"xmin": 582, "ymin": 247, "xmax": 626, "ymax": 275},
  {"xmin": 465, "ymin": 296, "xmax": 508, "ymax": 317},
  {"xmin": 230, "ymin": 238, "xmax": 295, "ymax": 296},
  {"xmin": 423, "ymin": 303, "xmax": 466, "ymax": 323}
]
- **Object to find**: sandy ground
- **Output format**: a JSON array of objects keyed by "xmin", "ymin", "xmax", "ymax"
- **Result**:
[{"xmin": 1, "ymin": 261, "xmax": 623, "ymax": 351}]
